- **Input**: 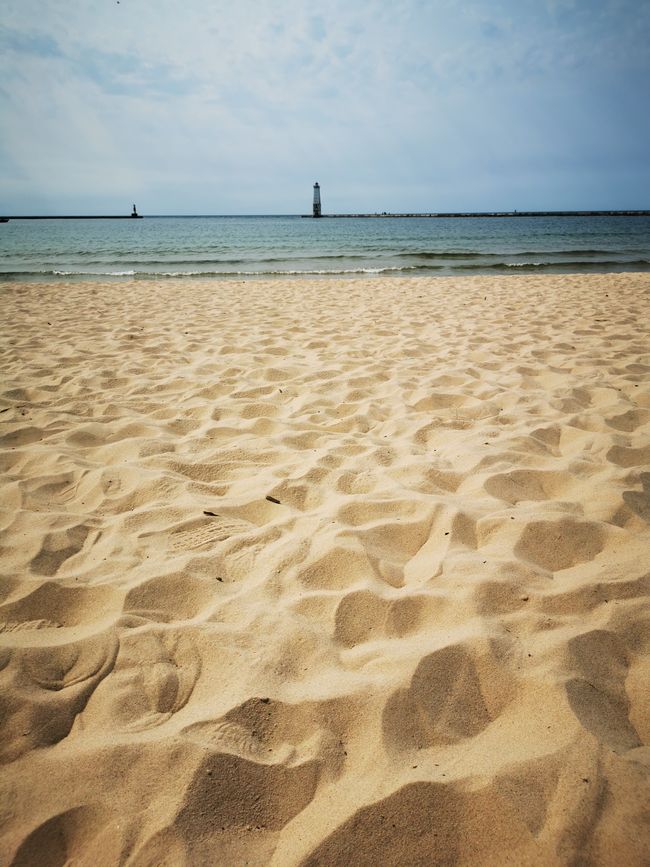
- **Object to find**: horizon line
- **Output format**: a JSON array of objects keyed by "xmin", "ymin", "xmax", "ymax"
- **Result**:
[{"xmin": 3, "ymin": 209, "xmax": 650, "ymax": 220}]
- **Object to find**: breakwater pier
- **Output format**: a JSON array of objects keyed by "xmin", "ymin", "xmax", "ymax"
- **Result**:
[
  {"xmin": 302, "ymin": 210, "xmax": 650, "ymax": 219},
  {"xmin": 1, "ymin": 215, "xmax": 143, "ymax": 220}
]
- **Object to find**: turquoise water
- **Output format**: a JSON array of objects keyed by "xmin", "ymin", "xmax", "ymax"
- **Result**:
[{"xmin": 1, "ymin": 214, "xmax": 649, "ymax": 280}]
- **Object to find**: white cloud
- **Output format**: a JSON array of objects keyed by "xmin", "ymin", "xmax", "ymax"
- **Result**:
[{"xmin": 1, "ymin": 0, "xmax": 649, "ymax": 212}]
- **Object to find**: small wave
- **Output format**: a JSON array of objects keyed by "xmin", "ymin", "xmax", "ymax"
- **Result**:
[
  {"xmin": 400, "ymin": 251, "xmax": 497, "ymax": 260},
  {"xmin": 0, "ymin": 266, "xmax": 420, "ymax": 279},
  {"xmin": 112, "ymin": 254, "xmax": 373, "ymax": 267},
  {"xmin": 1, "ymin": 258, "xmax": 649, "ymax": 281},
  {"xmin": 151, "ymin": 266, "xmax": 422, "ymax": 276},
  {"xmin": 399, "ymin": 248, "xmax": 632, "ymax": 261},
  {"xmin": 499, "ymin": 259, "xmax": 650, "ymax": 271},
  {"xmin": 53, "ymin": 269, "xmax": 136, "ymax": 276}
]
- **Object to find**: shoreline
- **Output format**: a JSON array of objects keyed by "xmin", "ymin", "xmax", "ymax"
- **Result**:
[
  {"xmin": 2, "ymin": 265, "xmax": 650, "ymax": 283},
  {"xmin": 1, "ymin": 272, "xmax": 649, "ymax": 865}
]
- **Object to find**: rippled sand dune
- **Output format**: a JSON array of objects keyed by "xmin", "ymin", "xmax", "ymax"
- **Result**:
[{"xmin": 1, "ymin": 273, "xmax": 649, "ymax": 865}]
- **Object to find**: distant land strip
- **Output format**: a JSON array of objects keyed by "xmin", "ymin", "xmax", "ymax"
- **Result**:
[{"xmin": 301, "ymin": 210, "xmax": 650, "ymax": 219}]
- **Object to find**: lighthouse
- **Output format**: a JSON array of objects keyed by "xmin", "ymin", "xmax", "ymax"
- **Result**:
[{"xmin": 312, "ymin": 182, "xmax": 322, "ymax": 218}]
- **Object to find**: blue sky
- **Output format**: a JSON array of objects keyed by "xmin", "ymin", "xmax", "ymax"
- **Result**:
[{"xmin": 1, "ymin": 0, "xmax": 649, "ymax": 214}]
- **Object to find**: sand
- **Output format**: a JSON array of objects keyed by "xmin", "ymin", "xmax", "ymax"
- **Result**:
[{"xmin": 1, "ymin": 272, "xmax": 649, "ymax": 866}]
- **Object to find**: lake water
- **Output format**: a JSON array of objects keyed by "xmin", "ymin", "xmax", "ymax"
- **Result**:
[{"xmin": 1, "ymin": 214, "xmax": 649, "ymax": 280}]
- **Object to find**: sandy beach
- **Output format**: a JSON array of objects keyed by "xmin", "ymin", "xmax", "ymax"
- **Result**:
[{"xmin": 1, "ymin": 272, "xmax": 649, "ymax": 865}]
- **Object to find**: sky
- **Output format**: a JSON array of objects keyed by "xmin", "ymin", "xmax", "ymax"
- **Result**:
[{"xmin": 1, "ymin": 0, "xmax": 649, "ymax": 214}]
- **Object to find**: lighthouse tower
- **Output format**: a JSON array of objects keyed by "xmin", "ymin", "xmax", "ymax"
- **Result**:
[{"xmin": 312, "ymin": 182, "xmax": 322, "ymax": 218}]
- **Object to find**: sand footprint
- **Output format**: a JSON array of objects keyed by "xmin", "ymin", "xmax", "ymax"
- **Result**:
[
  {"xmin": 0, "ymin": 580, "xmax": 120, "ymax": 630},
  {"xmin": 0, "ymin": 633, "xmax": 119, "ymax": 763},
  {"xmin": 167, "ymin": 698, "xmax": 330, "ymax": 861},
  {"xmin": 171, "ymin": 751, "xmax": 319, "ymax": 863},
  {"xmin": 76, "ymin": 630, "xmax": 200, "ymax": 733},
  {"xmin": 333, "ymin": 590, "xmax": 436, "ymax": 648},
  {"xmin": 181, "ymin": 696, "xmax": 336, "ymax": 770},
  {"xmin": 165, "ymin": 514, "xmax": 256, "ymax": 554},
  {"xmin": 20, "ymin": 470, "xmax": 83, "ymax": 509},
  {"xmin": 382, "ymin": 640, "xmax": 515, "ymax": 752},
  {"xmin": 605, "ymin": 408, "xmax": 650, "ymax": 432},
  {"xmin": 403, "ymin": 507, "xmax": 477, "ymax": 586},
  {"xmin": 334, "ymin": 591, "xmax": 387, "ymax": 648},
  {"xmin": 622, "ymin": 472, "xmax": 650, "ymax": 522},
  {"xmin": 336, "ymin": 499, "xmax": 435, "ymax": 587},
  {"xmin": 296, "ymin": 542, "xmax": 376, "ymax": 592},
  {"xmin": 30, "ymin": 523, "xmax": 93, "ymax": 577},
  {"xmin": 564, "ymin": 629, "xmax": 642, "ymax": 753},
  {"xmin": 123, "ymin": 572, "xmax": 221, "ymax": 622},
  {"xmin": 607, "ymin": 444, "xmax": 650, "ymax": 468},
  {"xmin": 300, "ymin": 780, "xmax": 533, "ymax": 867},
  {"xmin": 334, "ymin": 470, "xmax": 379, "ymax": 496},
  {"xmin": 514, "ymin": 518, "xmax": 606, "ymax": 573},
  {"xmin": 483, "ymin": 468, "xmax": 574, "ymax": 504},
  {"xmin": 9, "ymin": 805, "xmax": 124, "ymax": 867}
]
